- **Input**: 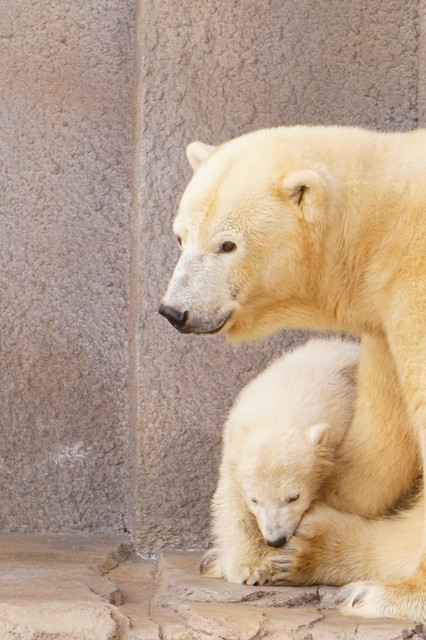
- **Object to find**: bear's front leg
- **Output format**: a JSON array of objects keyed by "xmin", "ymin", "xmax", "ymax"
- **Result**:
[
  {"xmin": 322, "ymin": 334, "xmax": 419, "ymax": 518},
  {"xmin": 362, "ymin": 284, "xmax": 426, "ymax": 623},
  {"xmin": 268, "ymin": 499, "xmax": 422, "ymax": 588},
  {"xmin": 201, "ymin": 465, "xmax": 275, "ymax": 585},
  {"xmin": 266, "ymin": 503, "xmax": 370, "ymax": 587}
]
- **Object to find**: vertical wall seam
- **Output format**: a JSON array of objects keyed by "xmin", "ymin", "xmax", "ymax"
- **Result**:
[
  {"xmin": 418, "ymin": 0, "xmax": 426, "ymax": 126},
  {"xmin": 413, "ymin": 0, "xmax": 420, "ymax": 128},
  {"xmin": 127, "ymin": 0, "xmax": 143, "ymax": 540}
]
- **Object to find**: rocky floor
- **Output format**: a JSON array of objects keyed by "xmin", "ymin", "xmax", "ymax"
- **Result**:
[{"xmin": 0, "ymin": 535, "xmax": 424, "ymax": 639}]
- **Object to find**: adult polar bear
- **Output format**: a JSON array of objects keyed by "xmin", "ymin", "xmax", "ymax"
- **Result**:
[{"xmin": 159, "ymin": 125, "xmax": 426, "ymax": 622}]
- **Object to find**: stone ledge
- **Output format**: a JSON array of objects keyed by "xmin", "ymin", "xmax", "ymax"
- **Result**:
[
  {"xmin": 151, "ymin": 550, "xmax": 425, "ymax": 640},
  {"xmin": 0, "ymin": 536, "xmax": 423, "ymax": 639}
]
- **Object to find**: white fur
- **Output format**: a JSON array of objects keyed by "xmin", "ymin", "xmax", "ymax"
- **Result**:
[{"xmin": 201, "ymin": 338, "xmax": 360, "ymax": 585}]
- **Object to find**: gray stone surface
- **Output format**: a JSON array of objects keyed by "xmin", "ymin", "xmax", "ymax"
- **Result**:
[
  {"xmin": 0, "ymin": 1, "xmax": 134, "ymax": 532},
  {"xmin": 151, "ymin": 550, "xmax": 424, "ymax": 640},
  {"xmin": 0, "ymin": 536, "xmax": 421, "ymax": 639},
  {"xmin": 134, "ymin": 0, "xmax": 420, "ymax": 550},
  {"xmin": 0, "ymin": 534, "xmax": 133, "ymax": 639}
]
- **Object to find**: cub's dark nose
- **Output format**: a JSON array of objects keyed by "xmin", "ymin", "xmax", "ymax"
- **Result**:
[
  {"xmin": 266, "ymin": 535, "xmax": 287, "ymax": 548},
  {"xmin": 158, "ymin": 304, "xmax": 188, "ymax": 330}
]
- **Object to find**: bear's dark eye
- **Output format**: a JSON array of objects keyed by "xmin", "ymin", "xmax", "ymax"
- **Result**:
[
  {"xmin": 220, "ymin": 241, "xmax": 236, "ymax": 253},
  {"xmin": 250, "ymin": 497, "xmax": 258, "ymax": 504},
  {"xmin": 177, "ymin": 236, "xmax": 182, "ymax": 246},
  {"xmin": 288, "ymin": 493, "xmax": 300, "ymax": 503}
]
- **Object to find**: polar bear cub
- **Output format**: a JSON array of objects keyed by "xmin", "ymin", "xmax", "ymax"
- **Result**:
[{"xmin": 201, "ymin": 338, "xmax": 360, "ymax": 585}]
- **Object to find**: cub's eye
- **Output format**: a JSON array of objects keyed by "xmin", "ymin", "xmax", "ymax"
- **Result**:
[
  {"xmin": 288, "ymin": 493, "xmax": 300, "ymax": 503},
  {"xmin": 177, "ymin": 236, "xmax": 182, "ymax": 246},
  {"xmin": 220, "ymin": 241, "xmax": 237, "ymax": 253},
  {"xmin": 250, "ymin": 497, "xmax": 258, "ymax": 504}
]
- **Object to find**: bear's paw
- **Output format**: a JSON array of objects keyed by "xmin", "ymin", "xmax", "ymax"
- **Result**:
[
  {"xmin": 336, "ymin": 580, "xmax": 426, "ymax": 623},
  {"xmin": 223, "ymin": 557, "xmax": 277, "ymax": 586}
]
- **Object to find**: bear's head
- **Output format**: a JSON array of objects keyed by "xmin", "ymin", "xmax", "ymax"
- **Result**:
[
  {"xmin": 227, "ymin": 414, "xmax": 333, "ymax": 547},
  {"xmin": 160, "ymin": 128, "xmax": 335, "ymax": 341}
]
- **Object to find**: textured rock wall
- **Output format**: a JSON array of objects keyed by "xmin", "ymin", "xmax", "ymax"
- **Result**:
[
  {"xmin": 0, "ymin": 2, "xmax": 134, "ymax": 531},
  {"xmin": 135, "ymin": 0, "xmax": 420, "ymax": 550}
]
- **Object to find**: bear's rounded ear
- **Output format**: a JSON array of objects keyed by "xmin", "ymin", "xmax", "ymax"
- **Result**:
[
  {"xmin": 186, "ymin": 141, "xmax": 216, "ymax": 172},
  {"xmin": 308, "ymin": 422, "xmax": 330, "ymax": 447},
  {"xmin": 281, "ymin": 170, "xmax": 328, "ymax": 223}
]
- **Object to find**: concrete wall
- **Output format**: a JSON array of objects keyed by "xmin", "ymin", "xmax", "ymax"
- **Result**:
[
  {"xmin": 0, "ymin": 0, "xmax": 423, "ymax": 548},
  {"xmin": 0, "ymin": 2, "xmax": 134, "ymax": 532}
]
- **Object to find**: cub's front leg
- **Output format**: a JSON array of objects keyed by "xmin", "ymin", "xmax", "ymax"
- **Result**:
[{"xmin": 200, "ymin": 465, "xmax": 276, "ymax": 585}]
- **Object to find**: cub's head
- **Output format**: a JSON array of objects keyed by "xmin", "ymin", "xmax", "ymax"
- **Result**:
[
  {"xmin": 227, "ymin": 416, "xmax": 332, "ymax": 547},
  {"xmin": 160, "ymin": 128, "xmax": 333, "ymax": 341}
]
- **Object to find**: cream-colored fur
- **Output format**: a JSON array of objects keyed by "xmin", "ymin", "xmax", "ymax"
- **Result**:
[
  {"xmin": 161, "ymin": 125, "xmax": 426, "ymax": 621},
  {"xmin": 269, "ymin": 495, "xmax": 425, "ymax": 621},
  {"xmin": 201, "ymin": 338, "xmax": 360, "ymax": 585},
  {"xmin": 272, "ymin": 497, "xmax": 423, "ymax": 586}
]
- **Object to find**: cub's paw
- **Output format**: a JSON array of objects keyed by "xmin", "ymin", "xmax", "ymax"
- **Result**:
[
  {"xmin": 199, "ymin": 549, "xmax": 274, "ymax": 585},
  {"xmin": 219, "ymin": 556, "xmax": 277, "ymax": 586},
  {"xmin": 336, "ymin": 581, "xmax": 426, "ymax": 622},
  {"xmin": 200, "ymin": 548, "xmax": 222, "ymax": 579},
  {"xmin": 239, "ymin": 559, "xmax": 277, "ymax": 586},
  {"xmin": 226, "ymin": 562, "xmax": 273, "ymax": 586}
]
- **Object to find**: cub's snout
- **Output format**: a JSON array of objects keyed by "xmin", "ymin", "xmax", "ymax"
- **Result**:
[{"xmin": 265, "ymin": 535, "xmax": 287, "ymax": 548}]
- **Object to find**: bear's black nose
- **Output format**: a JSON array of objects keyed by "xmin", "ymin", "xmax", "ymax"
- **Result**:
[
  {"xmin": 159, "ymin": 304, "xmax": 188, "ymax": 330},
  {"xmin": 266, "ymin": 535, "xmax": 287, "ymax": 548}
]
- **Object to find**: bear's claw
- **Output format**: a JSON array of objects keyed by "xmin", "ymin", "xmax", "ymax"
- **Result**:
[
  {"xmin": 335, "ymin": 584, "xmax": 367, "ymax": 607},
  {"xmin": 336, "ymin": 582, "xmax": 391, "ymax": 618},
  {"xmin": 200, "ymin": 548, "xmax": 223, "ymax": 578}
]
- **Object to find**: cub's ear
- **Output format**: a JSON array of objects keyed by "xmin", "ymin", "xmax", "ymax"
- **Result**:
[
  {"xmin": 308, "ymin": 422, "xmax": 330, "ymax": 447},
  {"xmin": 186, "ymin": 141, "xmax": 216, "ymax": 171},
  {"xmin": 282, "ymin": 170, "xmax": 328, "ymax": 223}
]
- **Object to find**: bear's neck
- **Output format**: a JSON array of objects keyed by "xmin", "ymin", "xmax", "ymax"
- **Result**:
[
  {"xmin": 316, "ymin": 175, "xmax": 411, "ymax": 335},
  {"xmin": 228, "ymin": 142, "xmax": 422, "ymax": 344},
  {"xmin": 229, "ymin": 190, "xmax": 402, "ymax": 342}
]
